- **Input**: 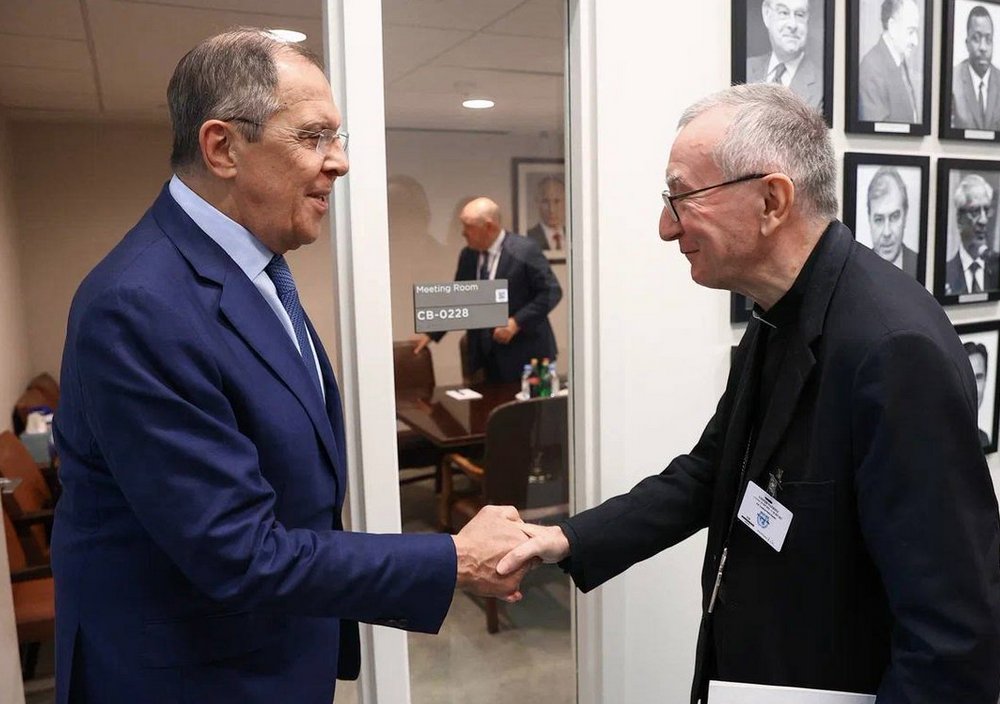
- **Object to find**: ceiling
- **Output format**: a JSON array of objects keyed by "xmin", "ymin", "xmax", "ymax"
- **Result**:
[{"xmin": 0, "ymin": 0, "xmax": 565, "ymax": 134}]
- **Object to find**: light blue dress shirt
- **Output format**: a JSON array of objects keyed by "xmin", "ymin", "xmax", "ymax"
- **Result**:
[{"xmin": 168, "ymin": 175, "xmax": 325, "ymax": 399}]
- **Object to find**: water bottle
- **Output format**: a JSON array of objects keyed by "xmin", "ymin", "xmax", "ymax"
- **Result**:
[
  {"xmin": 549, "ymin": 361, "xmax": 560, "ymax": 394},
  {"xmin": 539, "ymin": 357, "xmax": 552, "ymax": 397},
  {"xmin": 520, "ymin": 363, "xmax": 532, "ymax": 399}
]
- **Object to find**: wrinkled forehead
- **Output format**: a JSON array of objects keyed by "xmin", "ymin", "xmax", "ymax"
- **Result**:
[
  {"xmin": 665, "ymin": 109, "xmax": 731, "ymax": 187},
  {"xmin": 767, "ymin": 0, "xmax": 810, "ymax": 15}
]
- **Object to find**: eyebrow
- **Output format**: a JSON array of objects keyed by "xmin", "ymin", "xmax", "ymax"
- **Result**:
[{"xmin": 665, "ymin": 173, "xmax": 688, "ymax": 192}]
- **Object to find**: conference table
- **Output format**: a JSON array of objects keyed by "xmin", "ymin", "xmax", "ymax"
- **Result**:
[{"xmin": 395, "ymin": 381, "xmax": 522, "ymax": 449}]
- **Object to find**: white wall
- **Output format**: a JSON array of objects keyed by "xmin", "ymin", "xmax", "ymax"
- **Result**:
[
  {"xmin": 385, "ymin": 129, "xmax": 566, "ymax": 384},
  {"xmin": 0, "ymin": 116, "xmax": 31, "ymax": 425}
]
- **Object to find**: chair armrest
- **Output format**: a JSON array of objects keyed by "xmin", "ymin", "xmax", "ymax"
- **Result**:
[
  {"xmin": 10, "ymin": 564, "xmax": 52, "ymax": 582},
  {"xmin": 445, "ymin": 453, "xmax": 485, "ymax": 480},
  {"xmin": 11, "ymin": 509, "xmax": 55, "ymax": 528}
]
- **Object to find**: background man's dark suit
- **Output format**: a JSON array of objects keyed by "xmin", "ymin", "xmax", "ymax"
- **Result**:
[
  {"xmin": 53, "ymin": 187, "xmax": 457, "ymax": 703},
  {"xmin": 746, "ymin": 53, "xmax": 823, "ymax": 110},
  {"xmin": 952, "ymin": 58, "xmax": 1000, "ymax": 130},
  {"xmin": 859, "ymin": 37, "xmax": 919, "ymax": 122},
  {"xmin": 431, "ymin": 233, "xmax": 561, "ymax": 382},
  {"xmin": 558, "ymin": 223, "xmax": 1000, "ymax": 702},
  {"xmin": 946, "ymin": 248, "xmax": 1000, "ymax": 294}
]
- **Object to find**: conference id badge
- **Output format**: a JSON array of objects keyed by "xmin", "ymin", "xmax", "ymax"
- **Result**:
[{"xmin": 737, "ymin": 480, "xmax": 793, "ymax": 552}]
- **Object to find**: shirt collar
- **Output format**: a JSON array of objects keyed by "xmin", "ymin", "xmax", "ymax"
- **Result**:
[
  {"xmin": 487, "ymin": 229, "xmax": 506, "ymax": 257},
  {"xmin": 882, "ymin": 34, "xmax": 904, "ymax": 67},
  {"xmin": 767, "ymin": 51, "xmax": 804, "ymax": 79},
  {"xmin": 969, "ymin": 64, "xmax": 992, "ymax": 90},
  {"xmin": 959, "ymin": 242, "xmax": 983, "ymax": 270},
  {"xmin": 168, "ymin": 174, "xmax": 274, "ymax": 281}
]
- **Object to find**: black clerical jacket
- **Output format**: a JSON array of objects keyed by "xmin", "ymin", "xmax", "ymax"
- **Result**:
[{"xmin": 560, "ymin": 222, "xmax": 1000, "ymax": 702}]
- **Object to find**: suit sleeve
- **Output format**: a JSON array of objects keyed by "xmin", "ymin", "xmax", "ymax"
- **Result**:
[
  {"xmin": 73, "ymin": 285, "xmax": 457, "ymax": 632},
  {"xmin": 851, "ymin": 331, "xmax": 1000, "ymax": 702},
  {"xmin": 558, "ymin": 386, "xmax": 732, "ymax": 592},
  {"xmin": 510, "ymin": 243, "xmax": 562, "ymax": 330}
]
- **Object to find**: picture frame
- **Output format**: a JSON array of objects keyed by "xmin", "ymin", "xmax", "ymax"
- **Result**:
[
  {"xmin": 731, "ymin": 0, "xmax": 835, "ymax": 126},
  {"xmin": 955, "ymin": 320, "xmax": 1000, "ymax": 454},
  {"xmin": 842, "ymin": 152, "xmax": 930, "ymax": 284},
  {"xmin": 846, "ymin": 0, "xmax": 933, "ymax": 135},
  {"xmin": 511, "ymin": 157, "xmax": 566, "ymax": 263},
  {"xmin": 731, "ymin": 293, "xmax": 754, "ymax": 324},
  {"xmin": 934, "ymin": 158, "xmax": 1000, "ymax": 305},
  {"xmin": 940, "ymin": 0, "xmax": 1000, "ymax": 142}
]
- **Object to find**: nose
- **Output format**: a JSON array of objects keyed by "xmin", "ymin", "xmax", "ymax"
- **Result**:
[
  {"xmin": 659, "ymin": 207, "xmax": 681, "ymax": 242},
  {"xmin": 323, "ymin": 148, "xmax": 349, "ymax": 178}
]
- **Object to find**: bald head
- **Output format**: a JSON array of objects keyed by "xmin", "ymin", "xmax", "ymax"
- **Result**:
[{"xmin": 460, "ymin": 197, "xmax": 503, "ymax": 251}]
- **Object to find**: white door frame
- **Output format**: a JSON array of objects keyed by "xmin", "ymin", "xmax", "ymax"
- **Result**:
[{"xmin": 323, "ymin": 1, "xmax": 603, "ymax": 701}]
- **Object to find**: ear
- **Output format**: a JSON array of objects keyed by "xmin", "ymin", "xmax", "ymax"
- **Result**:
[
  {"xmin": 760, "ymin": 173, "xmax": 795, "ymax": 236},
  {"xmin": 198, "ymin": 120, "xmax": 239, "ymax": 180}
]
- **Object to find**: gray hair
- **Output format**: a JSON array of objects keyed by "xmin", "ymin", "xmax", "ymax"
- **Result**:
[
  {"xmin": 867, "ymin": 166, "xmax": 908, "ymax": 214},
  {"xmin": 168, "ymin": 28, "xmax": 323, "ymax": 173},
  {"xmin": 953, "ymin": 173, "xmax": 995, "ymax": 210},
  {"xmin": 677, "ymin": 83, "xmax": 838, "ymax": 220}
]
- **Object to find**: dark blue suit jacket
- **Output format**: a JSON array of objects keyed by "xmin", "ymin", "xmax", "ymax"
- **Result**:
[
  {"xmin": 432, "ymin": 232, "xmax": 562, "ymax": 382},
  {"xmin": 561, "ymin": 223, "xmax": 1000, "ymax": 702},
  {"xmin": 52, "ymin": 186, "xmax": 457, "ymax": 704}
]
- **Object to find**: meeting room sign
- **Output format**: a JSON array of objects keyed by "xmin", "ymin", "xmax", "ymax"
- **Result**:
[{"xmin": 413, "ymin": 280, "xmax": 509, "ymax": 333}]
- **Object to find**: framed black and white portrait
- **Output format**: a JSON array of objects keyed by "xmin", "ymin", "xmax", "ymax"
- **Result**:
[
  {"xmin": 846, "ymin": 0, "xmax": 932, "ymax": 135},
  {"xmin": 934, "ymin": 158, "xmax": 1000, "ymax": 304},
  {"xmin": 842, "ymin": 152, "xmax": 929, "ymax": 284},
  {"xmin": 731, "ymin": 0, "xmax": 835, "ymax": 125},
  {"xmin": 512, "ymin": 158, "xmax": 566, "ymax": 262},
  {"xmin": 940, "ymin": 0, "xmax": 1000, "ymax": 141},
  {"xmin": 955, "ymin": 321, "xmax": 1000, "ymax": 454}
]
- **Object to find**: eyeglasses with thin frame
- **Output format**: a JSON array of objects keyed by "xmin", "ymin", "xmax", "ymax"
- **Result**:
[
  {"xmin": 661, "ymin": 173, "xmax": 771, "ymax": 222},
  {"xmin": 230, "ymin": 117, "xmax": 349, "ymax": 155}
]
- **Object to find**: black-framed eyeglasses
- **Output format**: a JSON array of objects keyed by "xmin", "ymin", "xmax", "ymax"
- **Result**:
[
  {"xmin": 661, "ymin": 173, "xmax": 770, "ymax": 222},
  {"xmin": 230, "ymin": 117, "xmax": 349, "ymax": 155}
]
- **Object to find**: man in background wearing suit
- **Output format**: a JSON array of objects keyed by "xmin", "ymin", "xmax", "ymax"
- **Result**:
[
  {"xmin": 746, "ymin": 0, "xmax": 823, "ymax": 111},
  {"xmin": 946, "ymin": 173, "xmax": 1000, "ymax": 295},
  {"xmin": 964, "ymin": 341, "xmax": 992, "ymax": 448},
  {"xmin": 499, "ymin": 83, "xmax": 1000, "ymax": 702},
  {"xmin": 52, "ymin": 29, "xmax": 532, "ymax": 704},
  {"xmin": 525, "ymin": 176, "xmax": 566, "ymax": 252},
  {"xmin": 866, "ymin": 166, "xmax": 918, "ymax": 277},
  {"xmin": 952, "ymin": 5, "xmax": 1000, "ymax": 131},
  {"xmin": 415, "ymin": 197, "xmax": 561, "ymax": 382},
  {"xmin": 858, "ymin": 0, "xmax": 922, "ymax": 123}
]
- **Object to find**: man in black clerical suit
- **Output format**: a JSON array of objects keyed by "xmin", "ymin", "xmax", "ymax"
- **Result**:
[
  {"xmin": 945, "ymin": 173, "xmax": 1000, "ymax": 295},
  {"xmin": 414, "ymin": 197, "xmax": 561, "ymax": 382},
  {"xmin": 499, "ymin": 84, "xmax": 1000, "ymax": 703}
]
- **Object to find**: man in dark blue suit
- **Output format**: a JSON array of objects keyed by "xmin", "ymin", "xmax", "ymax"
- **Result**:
[
  {"xmin": 415, "ymin": 197, "xmax": 562, "ymax": 382},
  {"xmin": 52, "ymin": 29, "xmax": 532, "ymax": 704},
  {"xmin": 500, "ymin": 84, "xmax": 1000, "ymax": 702}
]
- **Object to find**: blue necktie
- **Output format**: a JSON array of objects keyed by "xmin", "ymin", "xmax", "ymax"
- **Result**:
[{"xmin": 265, "ymin": 255, "xmax": 323, "ymax": 397}]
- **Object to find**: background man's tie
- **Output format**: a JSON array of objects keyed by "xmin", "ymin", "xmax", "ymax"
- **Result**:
[
  {"xmin": 970, "ymin": 260, "xmax": 984, "ymax": 293},
  {"xmin": 265, "ymin": 254, "xmax": 323, "ymax": 396}
]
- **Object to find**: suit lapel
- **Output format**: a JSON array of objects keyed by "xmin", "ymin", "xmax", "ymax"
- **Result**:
[
  {"xmin": 306, "ymin": 315, "xmax": 348, "ymax": 506},
  {"xmin": 494, "ymin": 233, "xmax": 513, "ymax": 280},
  {"xmin": 152, "ymin": 186, "xmax": 342, "ymax": 483},
  {"xmin": 745, "ymin": 224, "xmax": 853, "ymax": 486}
]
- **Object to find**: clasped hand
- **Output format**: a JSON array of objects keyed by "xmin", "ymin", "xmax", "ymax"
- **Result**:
[{"xmin": 452, "ymin": 505, "xmax": 571, "ymax": 603}]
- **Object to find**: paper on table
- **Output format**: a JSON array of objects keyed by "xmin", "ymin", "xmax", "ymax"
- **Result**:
[
  {"xmin": 445, "ymin": 388, "xmax": 483, "ymax": 401},
  {"xmin": 707, "ymin": 681, "xmax": 875, "ymax": 704}
]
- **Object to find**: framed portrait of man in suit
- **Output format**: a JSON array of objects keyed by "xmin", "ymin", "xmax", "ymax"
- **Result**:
[
  {"xmin": 846, "ymin": 0, "xmax": 933, "ymax": 135},
  {"xmin": 934, "ymin": 159, "xmax": 1000, "ymax": 305},
  {"xmin": 512, "ymin": 157, "xmax": 566, "ymax": 263},
  {"xmin": 842, "ymin": 152, "xmax": 930, "ymax": 285},
  {"xmin": 955, "ymin": 321, "xmax": 1000, "ymax": 454},
  {"xmin": 941, "ymin": 0, "xmax": 1000, "ymax": 141},
  {"xmin": 731, "ymin": 0, "xmax": 835, "ymax": 125}
]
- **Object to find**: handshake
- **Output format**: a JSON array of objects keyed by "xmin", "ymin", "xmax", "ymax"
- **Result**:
[{"xmin": 451, "ymin": 505, "xmax": 571, "ymax": 601}]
